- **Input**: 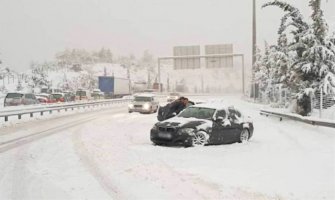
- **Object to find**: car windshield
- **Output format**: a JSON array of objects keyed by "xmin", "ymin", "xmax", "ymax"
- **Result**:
[
  {"xmin": 37, "ymin": 95, "xmax": 48, "ymax": 98},
  {"xmin": 134, "ymin": 96, "xmax": 152, "ymax": 102},
  {"xmin": 76, "ymin": 91, "xmax": 87, "ymax": 96},
  {"xmin": 6, "ymin": 93, "xmax": 23, "ymax": 98},
  {"xmin": 41, "ymin": 88, "xmax": 49, "ymax": 93},
  {"xmin": 53, "ymin": 94, "xmax": 63, "ymax": 98},
  {"xmin": 178, "ymin": 107, "xmax": 216, "ymax": 119}
]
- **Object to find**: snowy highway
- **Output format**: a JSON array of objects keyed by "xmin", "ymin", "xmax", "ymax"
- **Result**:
[{"xmin": 0, "ymin": 95, "xmax": 334, "ymax": 200}]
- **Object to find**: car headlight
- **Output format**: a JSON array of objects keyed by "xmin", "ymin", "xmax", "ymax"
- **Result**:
[
  {"xmin": 128, "ymin": 104, "xmax": 134, "ymax": 109},
  {"xmin": 178, "ymin": 128, "xmax": 195, "ymax": 136},
  {"xmin": 143, "ymin": 103, "xmax": 151, "ymax": 110}
]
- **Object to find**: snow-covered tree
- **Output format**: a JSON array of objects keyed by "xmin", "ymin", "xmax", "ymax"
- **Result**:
[
  {"xmin": 262, "ymin": 0, "xmax": 335, "ymax": 115},
  {"xmin": 29, "ymin": 63, "xmax": 50, "ymax": 89},
  {"xmin": 254, "ymin": 43, "xmax": 278, "ymax": 102}
]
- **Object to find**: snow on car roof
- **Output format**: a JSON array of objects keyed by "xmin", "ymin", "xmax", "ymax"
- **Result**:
[
  {"xmin": 191, "ymin": 103, "xmax": 226, "ymax": 110},
  {"xmin": 134, "ymin": 93, "xmax": 156, "ymax": 97}
]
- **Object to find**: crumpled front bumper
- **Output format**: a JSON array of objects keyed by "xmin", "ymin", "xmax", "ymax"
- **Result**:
[{"xmin": 150, "ymin": 129, "xmax": 193, "ymax": 146}]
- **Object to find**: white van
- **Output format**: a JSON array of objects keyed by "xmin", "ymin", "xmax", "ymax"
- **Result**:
[{"xmin": 75, "ymin": 89, "xmax": 91, "ymax": 101}]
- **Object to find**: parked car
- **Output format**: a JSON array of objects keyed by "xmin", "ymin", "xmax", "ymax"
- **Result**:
[
  {"xmin": 167, "ymin": 92, "xmax": 180, "ymax": 102},
  {"xmin": 41, "ymin": 87, "xmax": 62, "ymax": 94},
  {"xmin": 63, "ymin": 91, "xmax": 76, "ymax": 102},
  {"xmin": 91, "ymin": 89, "xmax": 104, "ymax": 100},
  {"xmin": 75, "ymin": 89, "xmax": 91, "ymax": 101},
  {"xmin": 128, "ymin": 94, "xmax": 159, "ymax": 113},
  {"xmin": 52, "ymin": 93, "xmax": 66, "ymax": 102},
  {"xmin": 150, "ymin": 103, "xmax": 254, "ymax": 147},
  {"xmin": 4, "ymin": 92, "xmax": 38, "ymax": 107},
  {"xmin": 36, "ymin": 93, "xmax": 57, "ymax": 103}
]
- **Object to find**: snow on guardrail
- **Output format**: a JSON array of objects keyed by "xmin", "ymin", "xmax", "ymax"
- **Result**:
[
  {"xmin": 0, "ymin": 98, "xmax": 131, "ymax": 122},
  {"xmin": 260, "ymin": 109, "xmax": 335, "ymax": 129}
]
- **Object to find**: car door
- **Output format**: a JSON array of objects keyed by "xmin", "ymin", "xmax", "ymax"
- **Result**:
[
  {"xmin": 227, "ymin": 108, "xmax": 244, "ymax": 142},
  {"xmin": 211, "ymin": 109, "xmax": 240, "ymax": 144}
]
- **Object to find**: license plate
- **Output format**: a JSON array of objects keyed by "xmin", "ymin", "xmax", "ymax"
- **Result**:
[{"xmin": 158, "ymin": 132, "xmax": 172, "ymax": 139}]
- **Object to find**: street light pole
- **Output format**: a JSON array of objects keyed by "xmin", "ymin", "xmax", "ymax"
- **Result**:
[
  {"xmin": 252, "ymin": 0, "xmax": 257, "ymax": 99},
  {"xmin": 242, "ymin": 55, "xmax": 245, "ymax": 94},
  {"xmin": 252, "ymin": 0, "xmax": 256, "ymax": 70}
]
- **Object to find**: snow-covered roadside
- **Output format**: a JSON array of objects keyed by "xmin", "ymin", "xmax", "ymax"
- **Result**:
[
  {"xmin": 0, "ymin": 101, "xmax": 127, "ymax": 129},
  {"xmin": 0, "ymin": 97, "xmax": 4, "ymax": 109},
  {"xmin": 0, "ymin": 109, "xmax": 128, "ymax": 200},
  {"xmin": 74, "ymin": 96, "xmax": 335, "ymax": 200},
  {"xmin": 243, "ymin": 96, "xmax": 335, "ymax": 124}
]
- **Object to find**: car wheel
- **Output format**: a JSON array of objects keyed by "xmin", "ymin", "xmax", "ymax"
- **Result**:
[
  {"xmin": 239, "ymin": 129, "xmax": 249, "ymax": 143},
  {"xmin": 128, "ymin": 111, "xmax": 132, "ymax": 113},
  {"xmin": 191, "ymin": 131, "xmax": 207, "ymax": 147}
]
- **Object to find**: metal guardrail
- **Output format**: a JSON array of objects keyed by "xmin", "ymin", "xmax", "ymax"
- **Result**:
[
  {"xmin": 260, "ymin": 109, "xmax": 335, "ymax": 129},
  {"xmin": 0, "ymin": 99, "xmax": 130, "ymax": 122}
]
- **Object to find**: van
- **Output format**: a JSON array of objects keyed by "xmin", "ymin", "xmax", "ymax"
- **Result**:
[
  {"xmin": 4, "ymin": 92, "xmax": 38, "ymax": 107},
  {"xmin": 75, "ymin": 89, "xmax": 91, "ymax": 101}
]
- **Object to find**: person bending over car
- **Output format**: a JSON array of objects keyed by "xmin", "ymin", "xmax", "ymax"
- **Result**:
[{"xmin": 157, "ymin": 97, "xmax": 190, "ymax": 121}]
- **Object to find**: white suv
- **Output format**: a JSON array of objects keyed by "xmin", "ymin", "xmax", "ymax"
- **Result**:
[{"xmin": 128, "ymin": 94, "xmax": 159, "ymax": 114}]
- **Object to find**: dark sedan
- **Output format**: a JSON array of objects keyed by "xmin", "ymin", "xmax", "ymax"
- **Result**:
[{"xmin": 150, "ymin": 103, "xmax": 254, "ymax": 147}]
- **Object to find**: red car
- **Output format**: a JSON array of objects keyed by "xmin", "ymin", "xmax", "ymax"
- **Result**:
[
  {"xmin": 52, "ymin": 93, "xmax": 66, "ymax": 102},
  {"xmin": 36, "ymin": 93, "xmax": 57, "ymax": 104}
]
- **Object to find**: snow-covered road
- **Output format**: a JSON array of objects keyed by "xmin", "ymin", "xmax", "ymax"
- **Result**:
[{"xmin": 0, "ymin": 95, "xmax": 334, "ymax": 200}]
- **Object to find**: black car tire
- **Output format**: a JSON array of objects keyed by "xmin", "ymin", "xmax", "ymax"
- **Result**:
[
  {"xmin": 239, "ymin": 129, "xmax": 249, "ymax": 143},
  {"xmin": 191, "ymin": 131, "xmax": 207, "ymax": 147}
]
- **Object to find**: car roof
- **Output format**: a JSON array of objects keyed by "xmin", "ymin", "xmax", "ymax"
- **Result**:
[
  {"xmin": 190, "ymin": 103, "xmax": 226, "ymax": 110},
  {"xmin": 6, "ymin": 92, "xmax": 32, "ymax": 95},
  {"xmin": 134, "ymin": 93, "xmax": 155, "ymax": 97}
]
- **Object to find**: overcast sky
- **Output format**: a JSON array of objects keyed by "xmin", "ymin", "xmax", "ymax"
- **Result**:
[{"xmin": 0, "ymin": 0, "xmax": 334, "ymax": 71}]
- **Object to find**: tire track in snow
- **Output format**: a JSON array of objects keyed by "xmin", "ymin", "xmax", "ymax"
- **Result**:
[
  {"xmin": 0, "ymin": 107, "xmax": 126, "ymax": 154},
  {"xmin": 74, "ymin": 111, "xmax": 223, "ymax": 199}
]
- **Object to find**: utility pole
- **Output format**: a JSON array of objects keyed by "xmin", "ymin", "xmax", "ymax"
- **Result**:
[{"xmin": 252, "ymin": 0, "xmax": 257, "ymax": 99}]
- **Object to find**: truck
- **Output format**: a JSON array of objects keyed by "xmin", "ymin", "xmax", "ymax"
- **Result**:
[{"xmin": 98, "ymin": 76, "xmax": 130, "ymax": 98}]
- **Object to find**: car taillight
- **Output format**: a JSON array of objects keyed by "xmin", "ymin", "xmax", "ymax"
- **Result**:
[{"xmin": 60, "ymin": 97, "xmax": 64, "ymax": 102}]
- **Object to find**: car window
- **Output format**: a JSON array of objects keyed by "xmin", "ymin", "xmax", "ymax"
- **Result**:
[
  {"xmin": 41, "ymin": 88, "xmax": 48, "ymax": 93},
  {"xmin": 53, "ymin": 94, "xmax": 63, "ymax": 99},
  {"xmin": 76, "ymin": 91, "xmax": 87, "ymax": 96},
  {"xmin": 6, "ymin": 93, "xmax": 23, "ymax": 98},
  {"xmin": 134, "ymin": 96, "xmax": 152, "ymax": 102},
  {"xmin": 25, "ymin": 94, "xmax": 33, "ymax": 99},
  {"xmin": 235, "ymin": 109, "xmax": 242, "ymax": 118},
  {"xmin": 216, "ymin": 110, "xmax": 226, "ymax": 119},
  {"xmin": 179, "ymin": 107, "xmax": 216, "ymax": 119},
  {"xmin": 228, "ymin": 107, "xmax": 242, "ymax": 121}
]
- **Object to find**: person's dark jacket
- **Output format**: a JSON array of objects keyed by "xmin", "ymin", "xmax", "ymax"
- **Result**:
[{"xmin": 157, "ymin": 100, "xmax": 186, "ymax": 121}]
